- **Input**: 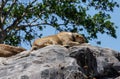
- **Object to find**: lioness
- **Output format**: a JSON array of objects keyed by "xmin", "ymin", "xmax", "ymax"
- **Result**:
[
  {"xmin": 0, "ymin": 44, "xmax": 26, "ymax": 57},
  {"xmin": 32, "ymin": 32, "xmax": 86, "ymax": 50}
]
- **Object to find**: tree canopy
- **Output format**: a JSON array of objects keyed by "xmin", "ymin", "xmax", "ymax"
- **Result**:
[{"xmin": 0, "ymin": 0, "xmax": 119, "ymax": 46}]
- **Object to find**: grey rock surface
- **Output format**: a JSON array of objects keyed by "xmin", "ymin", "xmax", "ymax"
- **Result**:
[{"xmin": 0, "ymin": 44, "xmax": 119, "ymax": 79}]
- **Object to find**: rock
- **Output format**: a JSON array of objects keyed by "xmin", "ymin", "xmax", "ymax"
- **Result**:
[
  {"xmin": 0, "ymin": 45, "xmax": 87, "ymax": 79},
  {"xmin": 113, "ymin": 62, "xmax": 120, "ymax": 74},
  {"xmin": 0, "ymin": 44, "xmax": 119, "ymax": 79},
  {"xmin": 69, "ymin": 44, "xmax": 120, "ymax": 78}
]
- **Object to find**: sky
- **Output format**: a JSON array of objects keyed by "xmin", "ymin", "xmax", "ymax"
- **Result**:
[
  {"xmin": 40, "ymin": 4, "xmax": 120, "ymax": 52},
  {"xmin": 87, "ymin": 4, "xmax": 120, "ymax": 52},
  {"xmin": 22, "ymin": 1, "xmax": 120, "ymax": 52}
]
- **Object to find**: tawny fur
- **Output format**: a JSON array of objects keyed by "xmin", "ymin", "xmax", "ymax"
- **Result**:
[
  {"xmin": 0, "ymin": 44, "xmax": 26, "ymax": 57},
  {"xmin": 32, "ymin": 32, "xmax": 86, "ymax": 50}
]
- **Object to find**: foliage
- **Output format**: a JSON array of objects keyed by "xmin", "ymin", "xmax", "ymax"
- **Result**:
[{"xmin": 0, "ymin": 0, "xmax": 119, "ymax": 46}]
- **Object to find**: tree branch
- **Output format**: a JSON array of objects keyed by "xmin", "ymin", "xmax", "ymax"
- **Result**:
[
  {"xmin": 5, "ymin": 0, "xmax": 38, "ymax": 32},
  {"xmin": 5, "ymin": 17, "xmax": 22, "ymax": 32},
  {"xmin": 13, "ymin": 22, "xmax": 65, "ymax": 31},
  {"xmin": 18, "ymin": 23, "xmax": 50, "ymax": 28},
  {"xmin": 3, "ymin": 0, "xmax": 17, "ymax": 24},
  {"xmin": 25, "ymin": 0, "xmax": 37, "ymax": 9},
  {"xmin": 0, "ymin": 0, "xmax": 9, "ymax": 43},
  {"xmin": 0, "ymin": 0, "xmax": 8, "ymax": 11},
  {"xmin": 0, "ymin": 0, "xmax": 9, "ymax": 29}
]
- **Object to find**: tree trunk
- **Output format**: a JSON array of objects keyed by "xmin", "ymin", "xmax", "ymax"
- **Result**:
[{"xmin": 0, "ymin": 30, "xmax": 7, "ymax": 43}]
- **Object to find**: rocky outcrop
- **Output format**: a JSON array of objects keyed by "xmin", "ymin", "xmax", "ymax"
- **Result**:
[{"xmin": 0, "ymin": 44, "xmax": 119, "ymax": 79}]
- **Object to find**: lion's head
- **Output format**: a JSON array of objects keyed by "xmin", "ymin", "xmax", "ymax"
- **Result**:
[{"xmin": 72, "ymin": 33, "xmax": 86, "ymax": 44}]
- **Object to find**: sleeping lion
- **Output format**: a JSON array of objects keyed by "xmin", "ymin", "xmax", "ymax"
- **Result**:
[
  {"xmin": 0, "ymin": 44, "xmax": 26, "ymax": 57},
  {"xmin": 32, "ymin": 32, "xmax": 86, "ymax": 50}
]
